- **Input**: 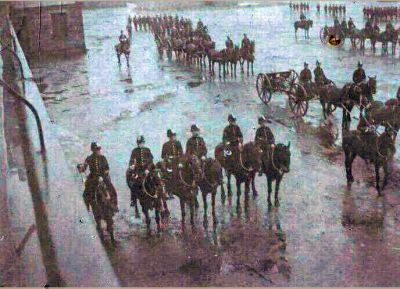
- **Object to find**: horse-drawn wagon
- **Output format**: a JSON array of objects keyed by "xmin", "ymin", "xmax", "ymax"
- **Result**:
[
  {"xmin": 319, "ymin": 25, "xmax": 347, "ymax": 47},
  {"xmin": 256, "ymin": 69, "xmax": 337, "ymax": 117}
]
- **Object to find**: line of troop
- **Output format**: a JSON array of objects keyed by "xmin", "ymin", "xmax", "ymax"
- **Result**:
[{"xmin": 77, "ymin": 114, "xmax": 291, "ymax": 243}]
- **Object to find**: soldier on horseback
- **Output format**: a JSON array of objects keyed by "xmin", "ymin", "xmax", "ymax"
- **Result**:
[
  {"xmin": 255, "ymin": 115, "xmax": 275, "ymax": 176},
  {"xmin": 373, "ymin": 21, "xmax": 380, "ymax": 33},
  {"xmin": 386, "ymin": 21, "xmax": 394, "ymax": 34},
  {"xmin": 241, "ymin": 33, "xmax": 251, "ymax": 49},
  {"xmin": 348, "ymin": 17, "xmax": 355, "ymax": 31},
  {"xmin": 333, "ymin": 16, "xmax": 340, "ymax": 29},
  {"xmin": 186, "ymin": 124, "xmax": 207, "ymax": 160},
  {"xmin": 162, "ymin": 129, "xmax": 183, "ymax": 161},
  {"xmin": 222, "ymin": 114, "xmax": 243, "ymax": 155},
  {"xmin": 226, "ymin": 36, "xmax": 234, "ymax": 50},
  {"xmin": 300, "ymin": 62, "xmax": 312, "ymax": 92},
  {"xmin": 80, "ymin": 142, "xmax": 119, "ymax": 213},
  {"xmin": 314, "ymin": 60, "xmax": 329, "ymax": 85},
  {"xmin": 353, "ymin": 61, "xmax": 366, "ymax": 85},
  {"xmin": 300, "ymin": 11, "xmax": 306, "ymax": 21},
  {"xmin": 119, "ymin": 30, "xmax": 128, "ymax": 44}
]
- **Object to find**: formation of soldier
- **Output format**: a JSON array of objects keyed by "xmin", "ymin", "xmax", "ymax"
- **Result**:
[
  {"xmin": 363, "ymin": 6, "xmax": 400, "ymax": 22},
  {"xmin": 290, "ymin": 2, "xmax": 310, "ymax": 11},
  {"xmin": 79, "ymin": 115, "xmax": 276, "ymax": 210},
  {"xmin": 324, "ymin": 4, "xmax": 346, "ymax": 15}
]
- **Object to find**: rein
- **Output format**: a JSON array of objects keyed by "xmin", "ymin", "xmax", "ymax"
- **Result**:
[
  {"xmin": 142, "ymin": 174, "xmax": 158, "ymax": 199},
  {"xmin": 179, "ymin": 166, "xmax": 196, "ymax": 188},
  {"xmin": 270, "ymin": 146, "xmax": 283, "ymax": 175},
  {"xmin": 239, "ymin": 151, "xmax": 252, "ymax": 172}
]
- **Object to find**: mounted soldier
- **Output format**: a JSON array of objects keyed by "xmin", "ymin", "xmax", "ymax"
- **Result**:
[
  {"xmin": 365, "ymin": 18, "xmax": 372, "ymax": 32},
  {"xmin": 225, "ymin": 36, "xmax": 234, "ymax": 50},
  {"xmin": 353, "ymin": 61, "xmax": 366, "ymax": 85},
  {"xmin": 119, "ymin": 30, "xmax": 128, "ymax": 43},
  {"xmin": 341, "ymin": 19, "xmax": 348, "ymax": 34},
  {"xmin": 333, "ymin": 16, "xmax": 340, "ymax": 29},
  {"xmin": 186, "ymin": 124, "xmax": 207, "ymax": 160},
  {"xmin": 373, "ymin": 21, "xmax": 380, "ymax": 33},
  {"xmin": 255, "ymin": 115, "xmax": 275, "ymax": 176},
  {"xmin": 386, "ymin": 21, "xmax": 394, "ymax": 34},
  {"xmin": 299, "ymin": 62, "xmax": 312, "ymax": 92},
  {"xmin": 348, "ymin": 17, "xmax": 355, "ymax": 31},
  {"xmin": 129, "ymin": 136, "xmax": 154, "ymax": 174},
  {"xmin": 222, "ymin": 114, "xmax": 243, "ymax": 156},
  {"xmin": 79, "ymin": 142, "xmax": 118, "ymax": 213},
  {"xmin": 300, "ymin": 11, "xmax": 306, "ymax": 21},
  {"xmin": 314, "ymin": 60, "xmax": 329, "ymax": 85},
  {"xmin": 241, "ymin": 33, "xmax": 251, "ymax": 49}
]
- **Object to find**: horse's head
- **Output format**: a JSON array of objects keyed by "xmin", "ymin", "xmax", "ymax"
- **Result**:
[
  {"xmin": 274, "ymin": 142, "xmax": 291, "ymax": 174},
  {"xmin": 95, "ymin": 178, "xmax": 111, "ymax": 206},
  {"xmin": 179, "ymin": 154, "xmax": 202, "ymax": 182},
  {"xmin": 243, "ymin": 142, "xmax": 263, "ymax": 172},
  {"xmin": 367, "ymin": 76, "xmax": 377, "ymax": 94}
]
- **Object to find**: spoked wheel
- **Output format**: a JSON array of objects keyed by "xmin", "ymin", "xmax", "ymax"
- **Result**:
[
  {"xmin": 287, "ymin": 83, "xmax": 309, "ymax": 117},
  {"xmin": 256, "ymin": 73, "xmax": 273, "ymax": 104},
  {"xmin": 320, "ymin": 27, "xmax": 328, "ymax": 44}
]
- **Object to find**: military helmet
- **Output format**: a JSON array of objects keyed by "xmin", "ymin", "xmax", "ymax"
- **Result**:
[
  {"xmin": 316, "ymin": 60, "xmax": 321, "ymax": 66},
  {"xmin": 137, "ymin": 135, "xmax": 145, "ymax": 144},
  {"xmin": 228, "ymin": 114, "xmax": 236, "ymax": 122},
  {"xmin": 167, "ymin": 129, "xmax": 176, "ymax": 137},
  {"xmin": 258, "ymin": 115, "xmax": 266, "ymax": 124},
  {"xmin": 91, "ymin": 142, "xmax": 101, "ymax": 151},
  {"xmin": 191, "ymin": 124, "xmax": 200, "ymax": 132}
]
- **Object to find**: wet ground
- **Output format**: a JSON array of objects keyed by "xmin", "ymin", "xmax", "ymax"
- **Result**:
[{"xmin": 30, "ymin": 1, "xmax": 400, "ymax": 286}]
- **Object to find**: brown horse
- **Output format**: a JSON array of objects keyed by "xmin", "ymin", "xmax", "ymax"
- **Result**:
[
  {"xmin": 198, "ymin": 157, "xmax": 223, "ymax": 227},
  {"xmin": 239, "ymin": 41, "xmax": 255, "ymax": 76},
  {"xmin": 160, "ymin": 154, "xmax": 203, "ymax": 229},
  {"xmin": 126, "ymin": 167, "xmax": 167, "ymax": 233},
  {"xmin": 84, "ymin": 177, "xmax": 116, "ymax": 244},
  {"xmin": 215, "ymin": 142, "xmax": 263, "ymax": 208},
  {"xmin": 294, "ymin": 20, "xmax": 313, "ymax": 39},
  {"xmin": 260, "ymin": 143, "xmax": 291, "ymax": 207},
  {"xmin": 206, "ymin": 48, "xmax": 227, "ymax": 78},
  {"xmin": 225, "ymin": 45, "xmax": 241, "ymax": 77},
  {"xmin": 115, "ymin": 38, "xmax": 131, "ymax": 67},
  {"xmin": 343, "ymin": 129, "xmax": 396, "ymax": 195}
]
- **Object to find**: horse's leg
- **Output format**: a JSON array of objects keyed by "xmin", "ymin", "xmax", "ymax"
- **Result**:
[
  {"xmin": 227, "ymin": 172, "xmax": 232, "ymax": 196},
  {"xmin": 180, "ymin": 198, "xmax": 186, "ymax": 230},
  {"xmin": 142, "ymin": 206, "xmax": 151, "ymax": 233},
  {"xmin": 194, "ymin": 189, "xmax": 200, "ymax": 209},
  {"xmin": 375, "ymin": 163, "xmax": 381, "ymax": 195},
  {"xmin": 162, "ymin": 197, "xmax": 170, "ymax": 217},
  {"xmin": 202, "ymin": 192, "xmax": 208, "ymax": 228},
  {"xmin": 236, "ymin": 178, "xmax": 242, "ymax": 209},
  {"xmin": 212, "ymin": 191, "xmax": 217, "ymax": 225},
  {"xmin": 189, "ymin": 199, "xmax": 195, "ymax": 229},
  {"xmin": 155, "ymin": 209, "xmax": 161, "ymax": 232},
  {"xmin": 274, "ymin": 176, "xmax": 282, "ymax": 207},
  {"xmin": 267, "ymin": 174, "xmax": 273, "ymax": 207},
  {"xmin": 94, "ymin": 215, "xmax": 104, "ymax": 241},
  {"xmin": 251, "ymin": 172, "xmax": 258, "ymax": 197},
  {"xmin": 117, "ymin": 53, "xmax": 121, "ymax": 65},
  {"xmin": 247, "ymin": 61, "xmax": 249, "ymax": 76},
  {"xmin": 106, "ymin": 216, "xmax": 115, "ymax": 244},
  {"xmin": 126, "ymin": 53, "xmax": 130, "ymax": 67},
  {"xmin": 251, "ymin": 61, "xmax": 254, "ymax": 76}
]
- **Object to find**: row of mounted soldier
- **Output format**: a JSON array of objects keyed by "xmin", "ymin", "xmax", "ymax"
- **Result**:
[{"xmin": 77, "ymin": 115, "xmax": 291, "ymax": 241}]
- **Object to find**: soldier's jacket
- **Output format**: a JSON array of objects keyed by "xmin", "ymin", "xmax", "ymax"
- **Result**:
[
  {"xmin": 84, "ymin": 154, "xmax": 110, "ymax": 178},
  {"xmin": 129, "ymin": 147, "xmax": 154, "ymax": 169},
  {"xmin": 353, "ymin": 68, "xmax": 366, "ymax": 83},
  {"xmin": 241, "ymin": 38, "xmax": 250, "ymax": 48},
  {"xmin": 225, "ymin": 39, "xmax": 233, "ymax": 48},
  {"xmin": 161, "ymin": 140, "xmax": 183, "ymax": 160},
  {"xmin": 314, "ymin": 67, "xmax": 327, "ymax": 83},
  {"xmin": 300, "ymin": 68, "xmax": 312, "ymax": 82},
  {"xmin": 223, "ymin": 124, "xmax": 243, "ymax": 145},
  {"xmin": 255, "ymin": 126, "xmax": 275, "ymax": 147},
  {"xmin": 186, "ymin": 136, "xmax": 207, "ymax": 158}
]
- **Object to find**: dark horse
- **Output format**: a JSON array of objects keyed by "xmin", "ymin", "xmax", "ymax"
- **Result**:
[
  {"xmin": 260, "ymin": 143, "xmax": 291, "ymax": 207},
  {"xmin": 239, "ymin": 41, "xmax": 255, "ymax": 76},
  {"xmin": 341, "ymin": 77, "xmax": 377, "ymax": 131},
  {"xmin": 198, "ymin": 157, "xmax": 223, "ymax": 227},
  {"xmin": 294, "ymin": 20, "xmax": 313, "ymax": 39},
  {"xmin": 115, "ymin": 37, "xmax": 131, "ymax": 67},
  {"xmin": 343, "ymin": 129, "xmax": 396, "ymax": 195},
  {"xmin": 160, "ymin": 154, "xmax": 203, "ymax": 229},
  {"xmin": 215, "ymin": 142, "xmax": 263, "ymax": 208},
  {"xmin": 84, "ymin": 177, "xmax": 116, "ymax": 244},
  {"xmin": 126, "ymin": 167, "xmax": 167, "ymax": 233}
]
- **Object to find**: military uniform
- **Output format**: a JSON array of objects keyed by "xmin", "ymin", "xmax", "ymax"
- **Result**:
[
  {"xmin": 255, "ymin": 126, "xmax": 275, "ymax": 149},
  {"xmin": 83, "ymin": 153, "xmax": 118, "ymax": 211},
  {"xmin": 353, "ymin": 67, "xmax": 366, "ymax": 84},
  {"xmin": 222, "ymin": 124, "xmax": 243, "ymax": 146},
  {"xmin": 300, "ymin": 67, "xmax": 312, "ymax": 83},
  {"xmin": 314, "ymin": 66, "xmax": 328, "ymax": 84},
  {"xmin": 129, "ymin": 147, "xmax": 154, "ymax": 171},
  {"xmin": 241, "ymin": 37, "xmax": 250, "ymax": 49},
  {"xmin": 162, "ymin": 140, "xmax": 183, "ymax": 160},
  {"xmin": 186, "ymin": 136, "xmax": 207, "ymax": 159},
  {"xmin": 226, "ymin": 39, "xmax": 233, "ymax": 49}
]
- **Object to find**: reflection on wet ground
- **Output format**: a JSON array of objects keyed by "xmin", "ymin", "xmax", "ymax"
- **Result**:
[{"xmin": 28, "ymin": 1, "xmax": 400, "ymax": 286}]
